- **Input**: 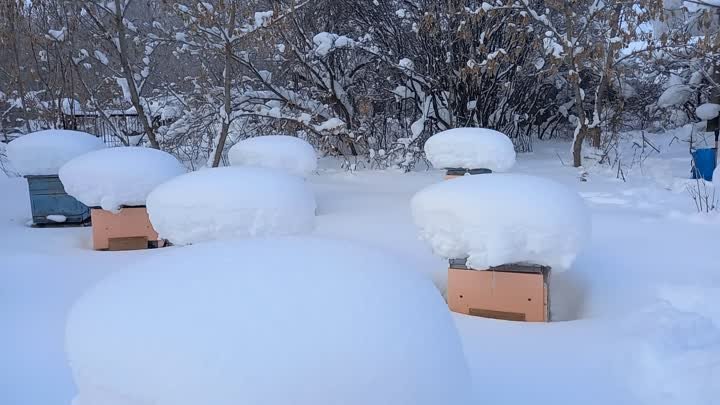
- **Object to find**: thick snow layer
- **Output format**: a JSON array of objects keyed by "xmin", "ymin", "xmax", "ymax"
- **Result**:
[
  {"xmin": 59, "ymin": 147, "xmax": 186, "ymax": 211},
  {"xmin": 65, "ymin": 238, "xmax": 472, "ymax": 405},
  {"xmin": 229, "ymin": 135, "xmax": 317, "ymax": 177},
  {"xmin": 424, "ymin": 128, "xmax": 516, "ymax": 171},
  {"xmin": 146, "ymin": 167, "xmax": 316, "ymax": 245},
  {"xmin": 7, "ymin": 130, "xmax": 104, "ymax": 176},
  {"xmin": 696, "ymin": 103, "xmax": 720, "ymax": 121},
  {"xmin": 624, "ymin": 285, "xmax": 720, "ymax": 405},
  {"xmin": 411, "ymin": 174, "xmax": 590, "ymax": 271}
]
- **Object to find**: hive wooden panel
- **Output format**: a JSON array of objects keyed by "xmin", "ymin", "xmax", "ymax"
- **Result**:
[
  {"xmin": 447, "ymin": 263, "xmax": 550, "ymax": 322},
  {"xmin": 91, "ymin": 207, "xmax": 160, "ymax": 251},
  {"xmin": 26, "ymin": 175, "xmax": 90, "ymax": 225}
]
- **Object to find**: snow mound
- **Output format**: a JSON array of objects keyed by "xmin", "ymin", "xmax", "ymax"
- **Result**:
[
  {"xmin": 411, "ymin": 174, "xmax": 590, "ymax": 271},
  {"xmin": 423, "ymin": 128, "xmax": 516, "ymax": 172},
  {"xmin": 146, "ymin": 167, "xmax": 316, "ymax": 245},
  {"xmin": 229, "ymin": 135, "xmax": 317, "ymax": 177},
  {"xmin": 7, "ymin": 130, "xmax": 104, "ymax": 176},
  {"xmin": 624, "ymin": 285, "xmax": 720, "ymax": 405},
  {"xmin": 59, "ymin": 147, "xmax": 186, "ymax": 211},
  {"xmin": 66, "ymin": 237, "xmax": 472, "ymax": 405},
  {"xmin": 696, "ymin": 103, "xmax": 720, "ymax": 121}
]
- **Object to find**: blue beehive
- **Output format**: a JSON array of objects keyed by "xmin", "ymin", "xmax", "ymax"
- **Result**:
[
  {"xmin": 26, "ymin": 175, "xmax": 90, "ymax": 226},
  {"xmin": 691, "ymin": 148, "xmax": 717, "ymax": 181}
]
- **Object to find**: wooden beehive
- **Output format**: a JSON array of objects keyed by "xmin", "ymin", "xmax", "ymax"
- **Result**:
[
  {"xmin": 447, "ymin": 259, "xmax": 551, "ymax": 322},
  {"xmin": 26, "ymin": 175, "xmax": 91, "ymax": 226},
  {"xmin": 444, "ymin": 168, "xmax": 492, "ymax": 180},
  {"xmin": 91, "ymin": 206, "xmax": 163, "ymax": 251}
]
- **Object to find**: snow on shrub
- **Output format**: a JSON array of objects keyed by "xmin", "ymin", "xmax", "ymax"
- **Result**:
[
  {"xmin": 411, "ymin": 174, "xmax": 590, "ymax": 271},
  {"xmin": 59, "ymin": 147, "xmax": 186, "ymax": 211},
  {"xmin": 423, "ymin": 128, "xmax": 516, "ymax": 172},
  {"xmin": 146, "ymin": 167, "xmax": 316, "ymax": 245},
  {"xmin": 7, "ymin": 129, "xmax": 104, "ymax": 176},
  {"xmin": 228, "ymin": 135, "xmax": 317, "ymax": 177},
  {"xmin": 65, "ymin": 237, "xmax": 472, "ymax": 405},
  {"xmin": 696, "ymin": 103, "xmax": 720, "ymax": 121}
]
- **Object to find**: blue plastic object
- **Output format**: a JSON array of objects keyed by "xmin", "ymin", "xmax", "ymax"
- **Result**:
[
  {"xmin": 26, "ymin": 175, "xmax": 90, "ymax": 225},
  {"xmin": 691, "ymin": 148, "xmax": 717, "ymax": 181}
]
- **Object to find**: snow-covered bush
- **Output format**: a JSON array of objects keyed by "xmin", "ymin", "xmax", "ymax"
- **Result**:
[
  {"xmin": 65, "ymin": 237, "xmax": 472, "ymax": 405},
  {"xmin": 411, "ymin": 174, "xmax": 590, "ymax": 271},
  {"xmin": 423, "ymin": 128, "xmax": 516, "ymax": 172},
  {"xmin": 696, "ymin": 103, "xmax": 720, "ymax": 121},
  {"xmin": 59, "ymin": 147, "xmax": 186, "ymax": 211},
  {"xmin": 229, "ymin": 135, "xmax": 317, "ymax": 177},
  {"xmin": 0, "ymin": 142, "xmax": 17, "ymax": 177},
  {"xmin": 146, "ymin": 167, "xmax": 316, "ymax": 245},
  {"xmin": 7, "ymin": 130, "xmax": 104, "ymax": 176}
]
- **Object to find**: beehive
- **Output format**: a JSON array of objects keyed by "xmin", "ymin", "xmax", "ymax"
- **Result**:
[
  {"xmin": 26, "ymin": 175, "xmax": 90, "ymax": 226},
  {"xmin": 91, "ymin": 206, "xmax": 163, "ymax": 251},
  {"xmin": 447, "ymin": 259, "xmax": 551, "ymax": 322},
  {"xmin": 444, "ymin": 168, "xmax": 492, "ymax": 180}
]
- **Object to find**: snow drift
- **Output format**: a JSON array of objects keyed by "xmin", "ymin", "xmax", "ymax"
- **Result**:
[
  {"xmin": 59, "ymin": 147, "xmax": 186, "ymax": 211},
  {"xmin": 411, "ymin": 174, "xmax": 590, "ymax": 271},
  {"xmin": 65, "ymin": 237, "xmax": 472, "ymax": 405},
  {"xmin": 229, "ymin": 135, "xmax": 317, "ymax": 177},
  {"xmin": 146, "ymin": 167, "xmax": 316, "ymax": 245},
  {"xmin": 423, "ymin": 128, "xmax": 516, "ymax": 172},
  {"xmin": 7, "ymin": 130, "xmax": 104, "ymax": 176}
]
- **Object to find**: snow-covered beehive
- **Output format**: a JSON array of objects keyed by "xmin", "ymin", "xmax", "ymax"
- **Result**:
[
  {"xmin": 146, "ymin": 166, "xmax": 316, "ymax": 245},
  {"xmin": 66, "ymin": 237, "xmax": 473, "ymax": 405},
  {"xmin": 411, "ymin": 174, "xmax": 590, "ymax": 321},
  {"xmin": 59, "ymin": 147, "xmax": 186, "ymax": 250},
  {"xmin": 7, "ymin": 130, "xmax": 105, "ymax": 226},
  {"xmin": 424, "ymin": 127, "xmax": 516, "ymax": 179},
  {"xmin": 228, "ymin": 135, "xmax": 317, "ymax": 177}
]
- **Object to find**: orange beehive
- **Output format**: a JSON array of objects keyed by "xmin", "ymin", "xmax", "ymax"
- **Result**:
[
  {"xmin": 91, "ymin": 206, "xmax": 163, "ymax": 251},
  {"xmin": 447, "ymin": 260, "xmax": 550, "ymax": 322}
]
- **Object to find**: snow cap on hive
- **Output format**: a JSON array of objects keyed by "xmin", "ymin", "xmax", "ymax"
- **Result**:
[
  {"xmin": 423, "ymin": 127, "xmax": 516, "ymax": 172},
  {"xmin": 7, "ymin": 129, "xmax": 104, "ymax": 176},
  {"xmin": 146, "ymin": 166, "xmax": 316, "ymax": 245},
  {"xmin": 411, "ymin": 174, "xmax": 590, "ymax": 271},
  {"xmin": 59, "ymin": 147, "xmax": 186, "ymax": 211},
  {"xmin": 229, "ymin": 135, "xmax": 317, "ymax": 177},
  {"xmin": 65, "ymin": 237, "xmax": 473, "ymax": 405}
]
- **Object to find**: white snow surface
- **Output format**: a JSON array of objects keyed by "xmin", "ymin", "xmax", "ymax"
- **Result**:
[
  {"xmin": 424, "ymin": 128, "xmax": 516, "ymax": 171},
  {"xmin": 5, "ymin": 126, "xmax": 720, "ymax": 405},
  {"xmin": 696, "ymin": 103, "xmax": 720, "ymax": 121},
  {"xmin": 59, "ymin": 147, "xmax": 186, "ymax": 211},
  {"xmin": 7, "ymin": 130, "xmax": 104, "ymax": 176},
  {"xmin": 146, "ymin": 167, "xmax": 316, "ymax": 245},
  {"xmin": 228, "ymin": 135, "xmax": 317, "ymax": 177},
  {"xmin": 411, "ymin": 174, "xmax": 590, "ymax": 271},
  {"xmin": 65, "ymin": 237, "xmax": 472, "ymax": 405}
]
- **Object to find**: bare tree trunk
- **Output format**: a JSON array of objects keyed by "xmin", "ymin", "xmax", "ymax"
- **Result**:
[
  {"xmin": 113, "ymin": 0, "xmax": 160, "ymax": 149},
  {"xmin": 6, "ymin": 1, "xmax": 31, "ymax": 133},
  {"xmin": 210, "ymin": 5, "xmax": 237, "ymax": 168}
]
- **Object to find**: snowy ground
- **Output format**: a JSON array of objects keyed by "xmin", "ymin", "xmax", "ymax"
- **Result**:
[{"xmin": 2, "ymin": 130, "xmax": 720, "ymax": 405}]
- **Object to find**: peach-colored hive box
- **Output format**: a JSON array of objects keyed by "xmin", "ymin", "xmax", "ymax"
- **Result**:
[
  {"xmin": 91, "ymin": 206, "xmax": 163, "ymax": 251},
  {"xmin": 447, "ymin": 260, "xmax": 550, "ymax": 322}
]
